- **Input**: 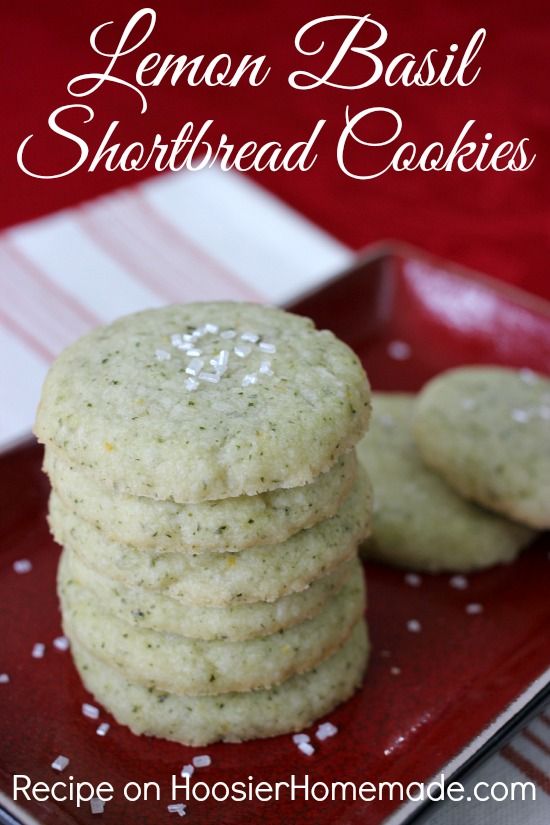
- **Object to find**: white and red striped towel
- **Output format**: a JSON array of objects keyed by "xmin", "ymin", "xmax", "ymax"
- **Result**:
[{"xmin": 0, "ymin": 168, "xmax": 548, "ymax": 824}]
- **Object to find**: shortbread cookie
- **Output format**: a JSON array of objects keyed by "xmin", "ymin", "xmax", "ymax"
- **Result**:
[
  {"xmin": 59, "ymin": 565, "xmax": 366, "ymax": 696},
  {"xmin": 49, "ymin": 468, "xmax": 371, "ymax": 606},
  {"xmin": 45, "ymin": 449, "xmax": 357, "ymax": 552},
  {"xmin": 414, "ymin": 367, "xmax": 550, "ymax": 529},
  {"xmin": 35, "ymin": 303, "xmax": 370, "ymax": 502},
  {"xmin": 70, "ymin": 620, "xmax": 369, "ymax": 746},
  {"xmin": 61, "ymin": 547, "xmax": 359, "ymax": 640},
  {"xmin": 358, "ymin": 394, "xmax": 535, "ymax": 572}
]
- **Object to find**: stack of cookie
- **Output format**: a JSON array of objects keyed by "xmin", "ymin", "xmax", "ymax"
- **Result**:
[{"xmin": 35, "ymin": 303, "xmax": 372, "ymax": 746}]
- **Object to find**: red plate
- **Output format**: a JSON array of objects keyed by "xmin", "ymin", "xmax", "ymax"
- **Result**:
[{"xmin": 1, "ymin": 243, "xmax": 549, "ymax": 825}]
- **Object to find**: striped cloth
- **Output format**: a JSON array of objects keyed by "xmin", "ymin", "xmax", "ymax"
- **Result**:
[{"xmin": 1, "ymin": 168, "xmax": 548, "ymax": 823}]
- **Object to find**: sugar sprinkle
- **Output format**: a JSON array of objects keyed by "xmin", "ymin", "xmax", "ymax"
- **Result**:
[
  {"xmin": 259, "ymin": 342, "xmax": 276, "ymax": 353},
  {"xmin": 96, "ymin": 722, "xmax": 110, "ymax": 736},
  {"xmin": 53, "ymin": 636, "xmax": 70, "ymax": 651},
  {"xmin": 13, "ymin": 559, "xmax": 32, "ymax": 574},
  {"xmin": 242, "ymin": 373, "xmax": 258, "ymax": 387},
  {"xmin": 0, "ymin": 674, "xmax": 9, "ymax": 684},
  {"xmin": 155, "ymin": 349, "xmax": 171, "ymax": 361},
  {"xmin": 32, "ymin": 643, "xmax": 45, "ymax": 659},
  {"xmin": 51, "ymin": 755, "xmax": 69, "ymax": 772},
  {"xmin": 298, "ymin": 742, "xmax": 315, "ymax": 756},
  {"xmin": 449, "ymin": 575, "xmax": 468, "ymax": 590},
  {"xmin": 519, "ymin": 368, "xmax": 538, "ymax": 384},
  {"xmin": 167, "ymin": 802, "xmax": 187, "ymax": 817},
  {"xmin": 234, "ymin": 344, "xmax": 252, "ymax": 358},
  {"xmin": 241, "ymin": 331, "xmax": 259, "ymax": 343},
  {"xmin": 511, "ymin": 408, "xmax": 529, "ymax": 423},
  {"xmin": 90, "ymin": 797, "xmax": 105, "ymax": 815},
  {"xmin": 404, "ymin": 573, "xmax": 422, "ymax": 587},
  {"xmin": 406, "ymin": 619, "xmax": 422, "ymax": 633},
  {"xmin": 316, "ymin": 722, "xmax": 338, "ymax": 741},
  {"xmin": 192, "ymin": 754, "xmax": 212, "ymax": 768},
  {"xmin": 387, "ymin": 340, "xmax": 411, "ymax": 360},
  {"xmin": 180, "ymin": 764, "xmax": 194, "ymax": 778},
  {"xmin": 292, "ymin": 733, "xmax": 310, "ymax": 745},
  {"xmin": 390, "ymin": 666, "xmax": 402, "ymax": 676},
  {"xmin": 82, "ymin": 702, "xmax": 100, "ymax": 720},
  {"xmin": 465, "ymin": 602, "xmax": 483, "ymax": 615}
]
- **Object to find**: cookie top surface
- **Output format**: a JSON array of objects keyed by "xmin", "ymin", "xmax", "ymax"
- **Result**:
[
  {"xmin": 357, "ymin": 393, "xmax": 534, "ymax": 573},
  {"xmin": 35, "ymin": 302, "xmax": 370, "ymax": 502},
  {"xmin": 413, "ymin": 367, "xmax": 550, "ymax": 529}
]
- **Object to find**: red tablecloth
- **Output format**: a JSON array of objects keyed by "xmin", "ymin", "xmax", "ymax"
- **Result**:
[{"xmin": 2, "ymin": 0, "xmax": 549, "ymax": 299}]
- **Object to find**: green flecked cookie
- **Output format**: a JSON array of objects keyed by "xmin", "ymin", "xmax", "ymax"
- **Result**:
[
  {"xmin": 48, "ymin": 468, "xmax": 371, "ymax": 606},
  {"xmin": 44, "ymin": 448, "xmax": 357, "ymax": 552},
  {"xmin": 414, "ymin": 367, "xmax": 550, "ymax": 529},
  {"xmin": 34, "ymin": 303, "xmax": 370, "ymax": 502},
  {"xmin": 59, "ymin": 561, "xmax": 365, "ymax": 696},
  {"xmin": 61, "ymin": 546, "xmax": 359, "ymax": 641},
  {"xmin": 70, "ymin": 620, "xmax": 369, "ymax": 746},
  {"xmin": 357, "ymin": 393, "xmax": 535, "ymax": 572}
]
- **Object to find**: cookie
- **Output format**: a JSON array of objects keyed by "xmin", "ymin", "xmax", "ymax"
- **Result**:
[
  {"xmin": 70, "ymin": 620, "xmax": 369, "ymax": 746},
  {"xmin": 357, "ymin": 393, "xmax": 535, "ymax": 572},
  {"xmin": 414, "ymin": 367, "xmax": 550, "ymax": 529},
  {"xmin": 35, "ymin": 303, "xmax": 370, "ymax": 502},
  {"xmin": 44, "ymin": 448, "xmax": 357, "ymax": 552},
  {"xmin": 48, "ymin": 468, "xmax": 371, "ymax": 606},
  {"xmin": 59, "ymin": 562, "xmax": 366, "ymax": 696},
  {"xmin": 62, "ymin": 546, "xmax": 358, "ymax": 641}
]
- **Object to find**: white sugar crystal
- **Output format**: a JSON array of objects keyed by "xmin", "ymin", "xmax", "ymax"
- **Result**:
[
  {"xmin": 519, "ymin": 368, "xmax": 538, "ymax": 384},
  {"xmin": 155, "ymin": 349, "xmax": 171, "ymax": 361},
  {"xmin": 53, "ymin": 636, "xmax": 70, "ymax": 651},
  {"xmin": 404, "ymin": 573, "xmax": 422, "ymax": 587},
  {"xmin": 242, "ymin": 374, "xmax": 258, "ymax": 387},
  {"xmin": 192, "ymin": 754, "xmax": 212, "ymax": 768},
  {"xmin": 465, "ymin": 602, "xmax": 483, "ymax": 615},
  {"xmin": 13, "ymin": 559, "xmax": 32, "ymax": 574},
  {"xmin": 96, "ymin": 722, "xmax": 110, "ymax": 736},
  {"xmin": 186, "ymin": 348, "xmax": 202, "ymax": 358},
  {"xmin": 316, "ymin": 722, "xmax": 338, "ymax": 741},
  {"xmin": 171, "ymin": 333, "xmax": 183, "ymax": 347},
  {"xmin": 259, "ymin": 361, "xmax": 273, "ymax": 376},
  {"xmin": 450, "ymin": 575, "xmax": 468, "ymax": 590},
  {"xmin": 461, "ymin": 398, "xmax": 476, "ymax": 411},
  {"xmin": 234, "ymin": 344, "xmax": 252, "ymax": 358},
  {"xmin": 51, "ymin": 755, "xmax": 69, "ymax": 772},
  {"xmin": 511, "ymin": 408, "xmax": 529, "ymax": 423},
  {"xmin": 390, "ymin": 666, "xmax": 402, "ymax": 675},
  {"xmin": 82, "ymin": 703, "xmax": 100, "ymax": 720},
  {"xmin": 182, "ymin": 333, "xmax": 195, "ymax": 342},
  {"xmin": 180, "ymin": 764, "xmax": 194, "ymax": 777},
  {"xmin": 0, "ymin": 674, "xmax": 9, "ymax": 684},
  {"xmin": 241, "ymin": 331, "xmax": 259, "ymax": 343},
  {"xmin": 204, "ymin": 323, "xmax": 219, "ymax": 334},
  {"xmin": 211, "ymin": 350, "xmax": 229, "ymax": 373},
  {"xmin": 298, "ymin": 742, "xmax": 315, "ymax": 756},
  {"xmin": 220, "ymin": 329, "xmax": 236, "ymax": 339},
  {"xmin": 167, "ymin": 803, "xmax": 187, "ymax": 817},
  {"xmin": 32, "ymin": 643, "xmax": 45, "ymax": 659},
  {"xmin": 186, "ymin": 358, "xmax": 204, "ymax": 376},
  {"xmin": 406, "ymin": 619, "xmax": 422, "ymax": 633},
  {"xmin": 198, "ymin": 372, "xmax": 220, "ymax": 384},
  {"xmin": 387, "ymin": 340, "xmax": 411, "ymax": 360},
  {"xmin": 184, "ymin": 377, "xmax": 199, "ymax": 391},
  {"xmin": 259, "ymin": 342, "xmax": 276, "ymax": 353},
  {"xmin": 90, "ymin": 797, "xmax": 105, "ymax": 815},
  {"xmin": 292, "ymin": 733, "xmax": 310, "ymax": 745}
]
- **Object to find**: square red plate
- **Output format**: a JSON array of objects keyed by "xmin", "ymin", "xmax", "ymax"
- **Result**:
[{"xmin": 1, "ymin": 243, "xmax": 549, "ymax": 825}]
